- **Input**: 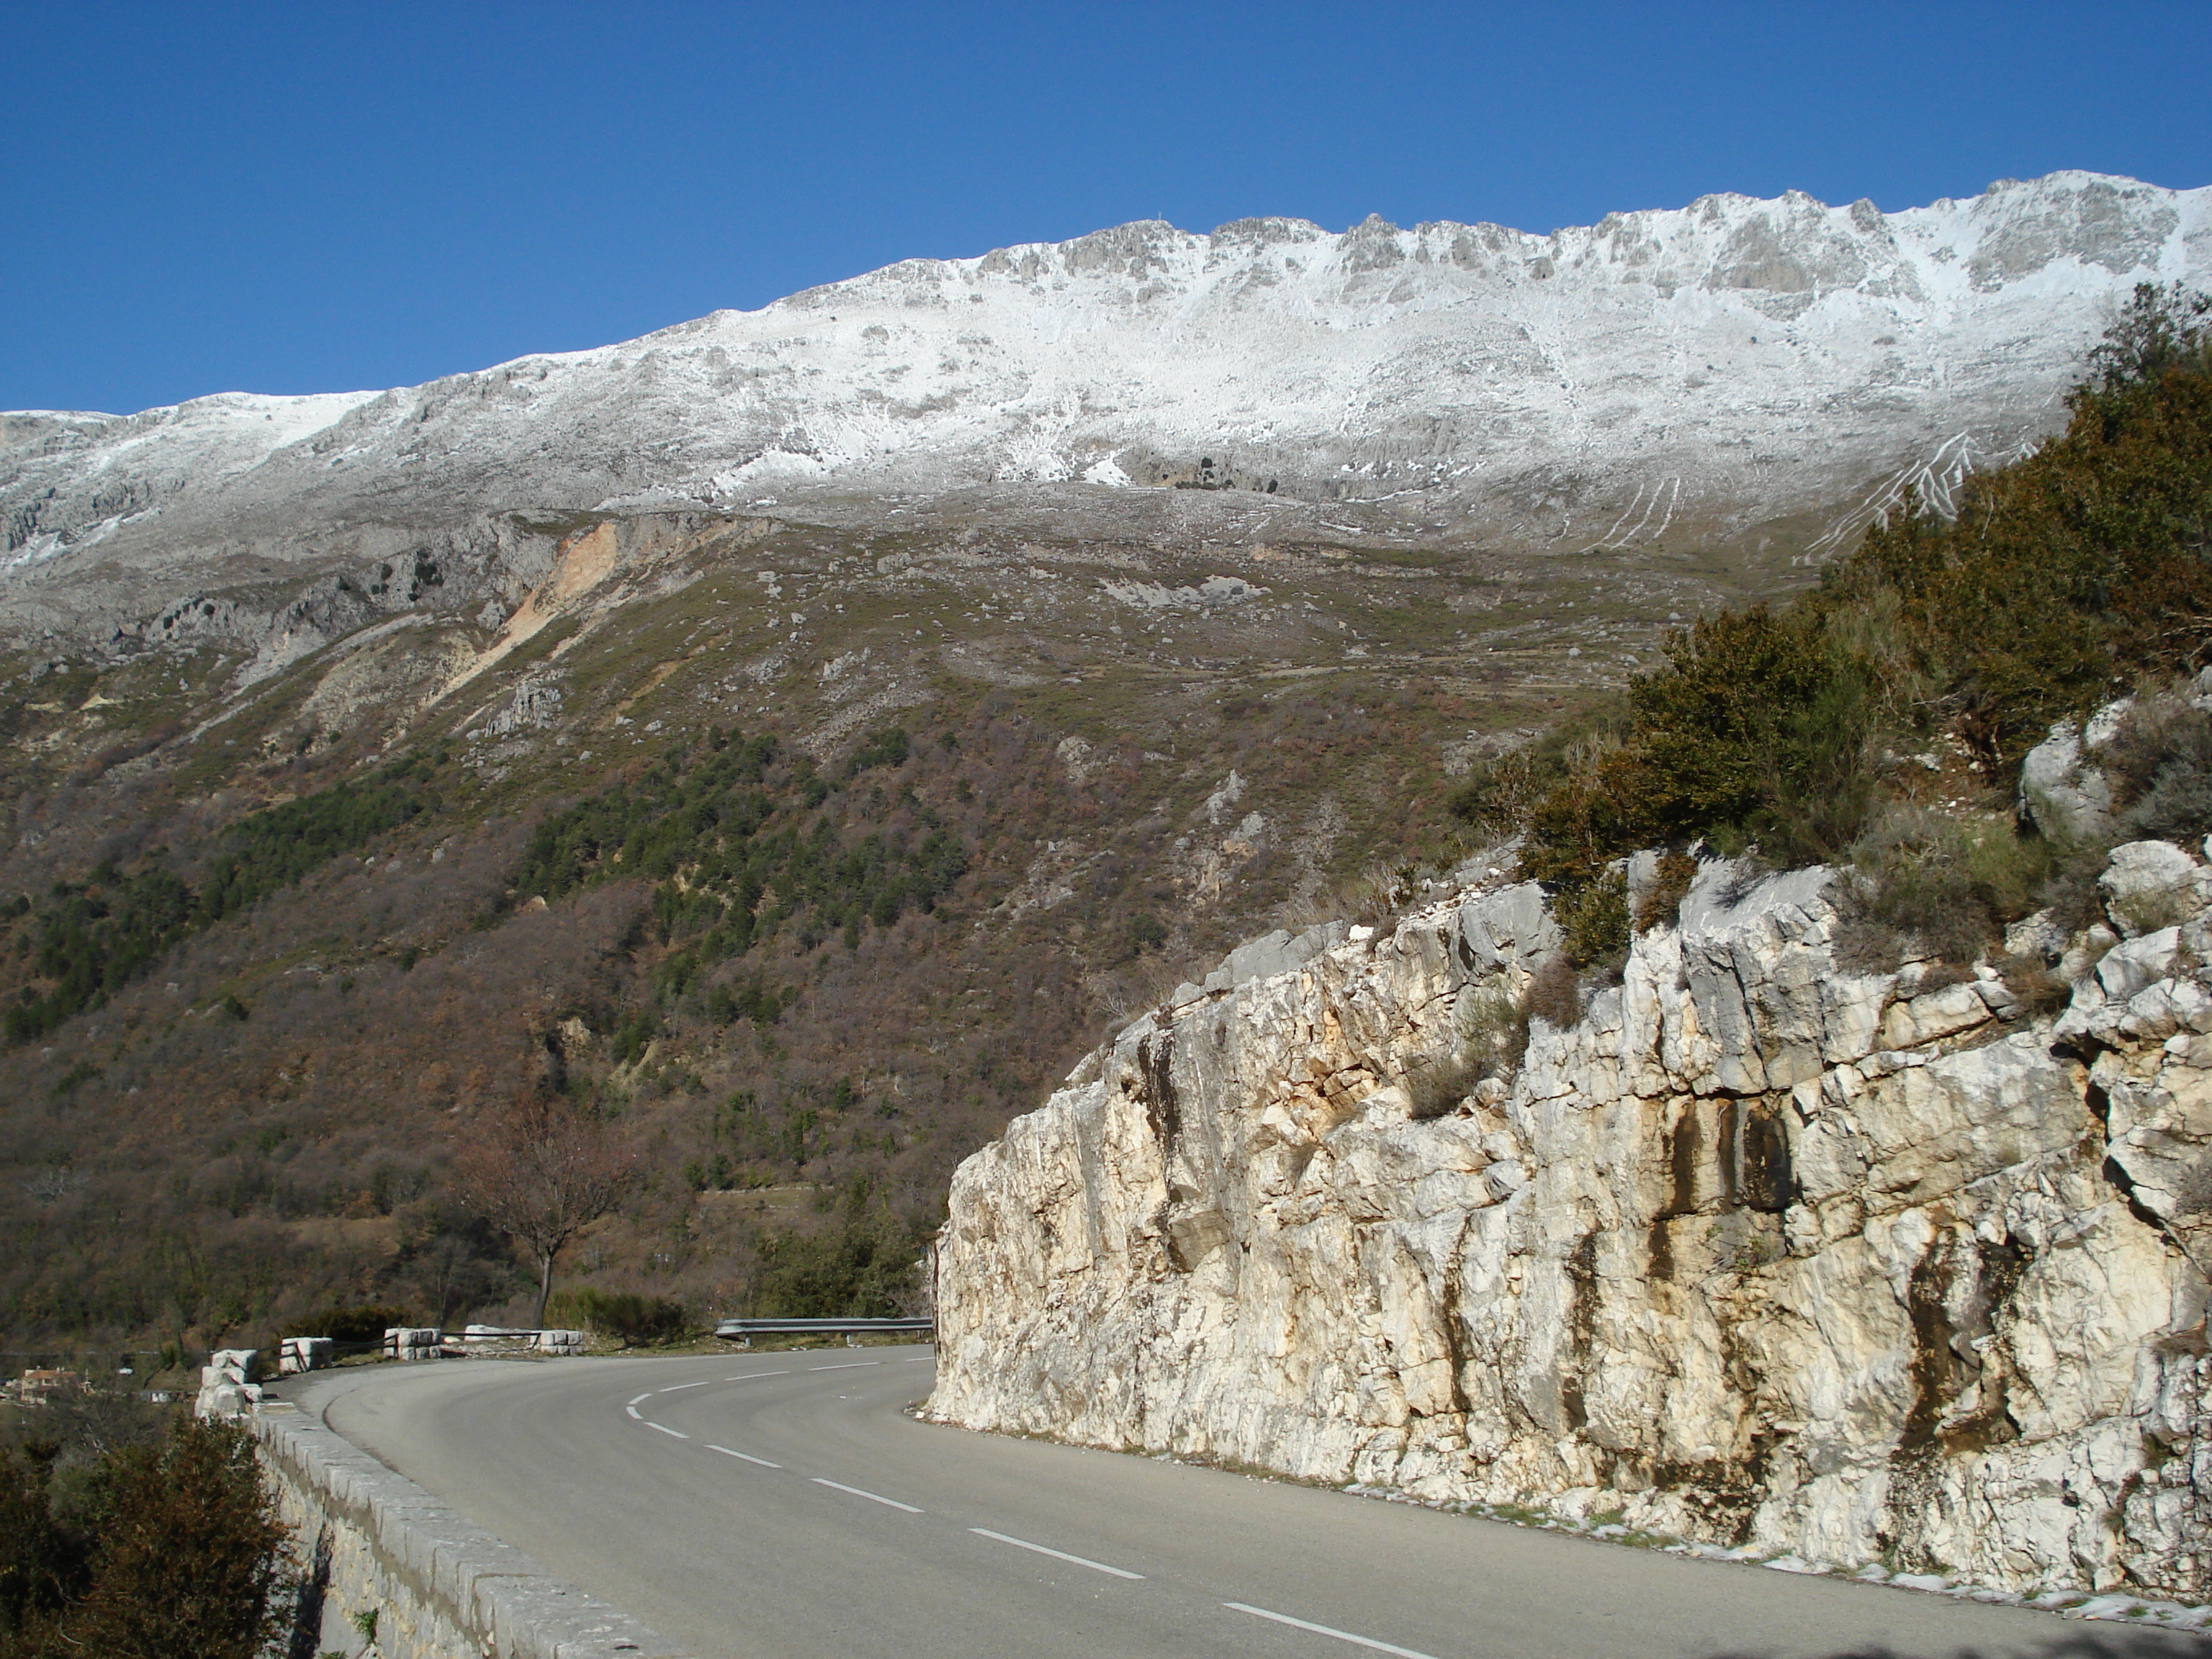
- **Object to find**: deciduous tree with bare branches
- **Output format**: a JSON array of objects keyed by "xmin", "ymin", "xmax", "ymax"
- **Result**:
[{"xmin": 455, "ymin": 1094, "xmax": 634, "ymax": 1327}]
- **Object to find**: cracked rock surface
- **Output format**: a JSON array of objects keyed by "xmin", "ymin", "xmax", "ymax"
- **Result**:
[{"xmin": 930, "ymin": 843, "xmax": 2212, "ymax": 1598}]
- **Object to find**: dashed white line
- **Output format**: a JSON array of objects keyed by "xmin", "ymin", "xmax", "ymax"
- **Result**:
[
  {"xmin": 811, "ymin": 1477, "xmax": 922, "ymax": 1514},
  {"xmin": 903, "ymin": 1357, "xmax": 932, "ymax": 1363},
  {"xmin": 626, "ymin": 1393, "xmax": 652, "ymax": 1406},
  {"xmin": 1223, "ymin": 1603, "xmax": 1439, "ymax": 1659},
  {"xmin": 631, "ymin": 1365, "xmax": 1431, "ymax": 1651},
  {"xmin": 707, "ymin": 1444, "xmax": 781, "ymax": 1468},
  {"xmin": 971, "ymin": 1527, "xmax": 1143, "ymax": 1580}
]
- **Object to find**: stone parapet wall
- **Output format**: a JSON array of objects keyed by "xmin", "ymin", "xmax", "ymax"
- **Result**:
[{"xmin": 251, "ymin": 1401, "xmax": 678, "ymax": 1658}]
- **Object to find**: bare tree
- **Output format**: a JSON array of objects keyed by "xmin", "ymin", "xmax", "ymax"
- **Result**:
[{"xmin": 454, "ymin": 1095, "xmax": 634, "ymax": 1327}]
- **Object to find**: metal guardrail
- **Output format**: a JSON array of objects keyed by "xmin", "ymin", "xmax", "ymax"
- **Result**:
[{"xmin": 714, "ymin": 1316, "xmax": 933, "ymax": 1346}]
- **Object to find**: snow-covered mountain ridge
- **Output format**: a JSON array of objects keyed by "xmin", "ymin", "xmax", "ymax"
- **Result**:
[{"xmin": 2, "ymin": 171, "xmax": 2206, "ymax": 637}]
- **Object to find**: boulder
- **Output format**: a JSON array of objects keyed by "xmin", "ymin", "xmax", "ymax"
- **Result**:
[
  {"xmin": 2019, "ymin": 699, "xmax": 2130, "ymax": 842},
  {"xmin": 2102, "ymin": 839, "xmax": 2212, "ymax": 938}
]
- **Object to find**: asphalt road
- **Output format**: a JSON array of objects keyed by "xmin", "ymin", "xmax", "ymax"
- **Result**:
[{"xmin": 286, "ymin": 1346, "xmax": 2208, "ymax": 1659}]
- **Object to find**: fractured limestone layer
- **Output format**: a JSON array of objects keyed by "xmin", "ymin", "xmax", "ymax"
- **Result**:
[{"xmin": 929, "ymin": 843, "xmax": 2212, "ymax": 1596}]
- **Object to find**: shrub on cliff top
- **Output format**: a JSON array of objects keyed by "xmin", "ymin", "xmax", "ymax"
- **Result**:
[
  {"xmin": 1516, "ymin": 283, "xmax": 2212, "ymax": 961},
  {"xmin": 2097, "ymin": 692, "xmax": 2212, "ymax": 845}
]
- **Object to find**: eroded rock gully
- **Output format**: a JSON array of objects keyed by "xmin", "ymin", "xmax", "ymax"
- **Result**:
[{"xmin": 927, "ymin": 848, "xmax": 2212, "ymax": 1598}]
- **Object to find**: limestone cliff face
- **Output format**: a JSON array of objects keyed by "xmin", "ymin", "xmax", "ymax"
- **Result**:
[{"xmin": 927, "ymin": 846, "xmax": 2212, "ymax": 1597}]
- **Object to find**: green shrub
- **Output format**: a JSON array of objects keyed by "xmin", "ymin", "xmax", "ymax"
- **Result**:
[
  {"xmin": 1404, "ymin": 1050, "xmax": 1490, "ymax": 1121},
  {"xmin": 1447, "ymin": 734, "xmax": 1585, "ymax": 842},
  {"xmin": 1407, "ymin": 985, "xmax": 1532, "ymax": 1120},
  {"xmin": 0, "ymin": 1414, "xmax": 289, "ymax": 1659},
  {"xmin": 58, "ymin": 1416, "xmax": 290, "ymax": 1659},
  {"xmin": 4, "ymin": 755, "xmax": 436, "ymax": 1043},
  {"xmin": 298, "ymin": 1303, "xmax": 414, "ymax": 1344},
  {"xmin": 2097, "ymin": 692, "xmax": 2212, "ymax": 845},
  {"xmin": 1833, "ymin": 808, "xmax": 2054, "ymax": 971},
  {"xmin": 1825, "ymin": 282, "xmax": 2212, "ymax": 773},
  {"xmin": 0, "ymin": 1443, "xmax": 77, "ymax": 1649},
  {"xmin": 1521, "ymin": 956, "xmax": 1581, "ymax": 1030},
  {"xmin": 747, "ymin": 1212, "xmax": 920, "ymax": 1319},
  {"xmin": 845, "ymin": 726, "xmax": 910, "ymax": 775},
  {"xmin": 1994, "ymin": 951, "xmax": 2071, "ymax": 1017},
  {"xmin": 1635, "ymin": 850, "xmax": 1699, "ymax": 933},
  {"xmin": 1511, "ymin": 285, "xmax": 2212, "ymax": 912},
  {"xmin": 547, "ymin": 1287, "xmax": 688, "ymax": 1347},
  {"xmin": 1518, "ymin": 606, "xmax": 1881, "ymax": 945},
  {"xmin": 1554, "ymin": 868, "xmax": 1631, "ymax": 968},
  {"xmin": 508, "ymin": 727, "xmax": 968, "ymax": 1002},
  {"xmin": 683, "ymin": 1151, "xmax": 739, "ymax": 1192}
]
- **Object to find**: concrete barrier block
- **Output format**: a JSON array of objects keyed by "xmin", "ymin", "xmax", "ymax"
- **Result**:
[
  {"xmin": 337, "ymin": 1459, "xmax": 392, "ymax": 1519},
  {"xmin": 476, "ymin": 1576, "xmax": 572, "ymax": 1659},
  {"xmin": 279, "ymin": 1336, "xmax": 333, "ymax": 1374},
  {"xmin": 385, "ymin": 1326, "xmax": 445, "ymax": 1361}
]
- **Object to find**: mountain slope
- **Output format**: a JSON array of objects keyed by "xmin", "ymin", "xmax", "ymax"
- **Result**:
[
  {"xmin": 4, "ymin": 171, "xmax": 2206, "ymax": 650},
  {"xmin": 0, "ymin": 171, "xmax": 2205, "ymax": 1359}
]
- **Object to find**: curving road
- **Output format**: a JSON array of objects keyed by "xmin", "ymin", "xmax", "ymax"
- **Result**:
[{"xmin": 285, "ymin": 1346, "xmax": 2206, "ymax": 1659}]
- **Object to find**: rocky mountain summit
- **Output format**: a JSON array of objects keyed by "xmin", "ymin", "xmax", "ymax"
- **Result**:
[
  {"xmin": 927, "ymin": 713, "xmax": 2212, "ymax": 1601},
  {"xmin": 3, "ymin": 172, "xmax": 2206, "ymax": 657}
]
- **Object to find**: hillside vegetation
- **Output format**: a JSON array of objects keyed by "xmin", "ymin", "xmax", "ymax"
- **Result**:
[
  {"xmin": 0, "ymin": 524, "xmax": 1534, "ymax": 1354},
  {"xmin": 4, "ymin": 287, "xmax": 2200, "ymax": 1362},
  {"xmin": 1462, "ymin": 284, "xmax": 2212, "ymax": 967}
]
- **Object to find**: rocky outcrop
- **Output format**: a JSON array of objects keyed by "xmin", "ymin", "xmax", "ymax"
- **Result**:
[
  {"xmin": 928, "ymin": 840, "xmax": 2212, "ymax": 1598},
  {"xmin": 2018, "ymin": 668, "xmax": 2212, "ymax": 845},
  {"xmin": 2019, "ymin": 701, "xmax": 2134, "ymax": 843}
]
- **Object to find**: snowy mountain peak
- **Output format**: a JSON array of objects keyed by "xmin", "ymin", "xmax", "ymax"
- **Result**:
[{"xmin": 3, "ymin": 170, "xmax": 2206, "ymax": 625}]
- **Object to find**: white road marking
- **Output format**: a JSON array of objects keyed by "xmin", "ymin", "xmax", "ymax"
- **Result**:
[
  {"xmin": 811, "ymin": 1478, "xmax": 922, "ymax": 1514},
  {"xmin": 971, "ymin": 1527, "xmax": 1143, "ymax": 1580},
  {"xmin": 903, "ymin": 1357, "xmax": 932, "ymax": 1363},
  {"xmin": 646, "ymin": 1422, "xmax": 689, "ymax": 1439},
  {"xmin": 660, "ymin": 1380, "xmax": 715, "ymax": 1392},
  {"xmin": 724, "ymin": 1370, "xmax": 791, "ymax": 1381},
  {"xmin": 624, "ymin": 1406, "xmax": 642, "ymax": 1420},
  {"xmin": 1223, "ymin": 1604, "xmax": 1439, "ymax": 1659},
  {"xmin": 627, "ymin": 1393, "xmax": 652, "ymax": 1406},
  {"xmin": 707, "ymin": 1444, "xmax": 781, "ymax": 1468},
  {"xmin": 808, "ymin": 1362, "xmax": 881, "ymax": 1372}
]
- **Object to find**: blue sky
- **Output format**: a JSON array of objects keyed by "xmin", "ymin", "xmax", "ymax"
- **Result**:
[{"xmin": 5, "ymin": 1, "xmax": 2207, "ymax": 415}]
